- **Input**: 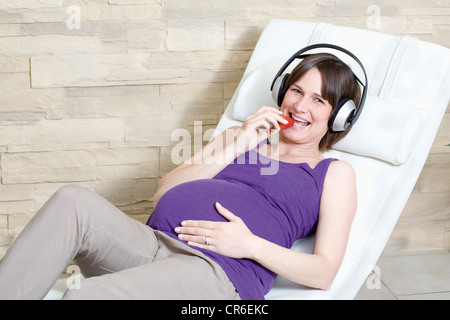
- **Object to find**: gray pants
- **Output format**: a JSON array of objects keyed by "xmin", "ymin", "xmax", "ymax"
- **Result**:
[{"xmin": 0, "ymin": 185, "xmax": 240, "ymax": 300}]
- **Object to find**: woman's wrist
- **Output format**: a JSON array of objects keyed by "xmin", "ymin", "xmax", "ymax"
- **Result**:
[{"xmin": 246, "ymin": 235, "xmax": 267, "ymax": 262}]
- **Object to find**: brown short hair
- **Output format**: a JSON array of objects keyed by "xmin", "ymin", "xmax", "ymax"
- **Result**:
[{"xmin": 285, "ymin": 53, "xmax": 362, "ymax": 153}]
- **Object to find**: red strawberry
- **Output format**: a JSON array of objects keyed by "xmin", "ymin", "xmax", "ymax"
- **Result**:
[{"xmin": 279, "ymin": 114, "xmax": 295, "ymax": 129}]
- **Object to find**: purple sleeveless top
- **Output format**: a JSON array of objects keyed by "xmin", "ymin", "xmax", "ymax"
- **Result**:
[{"xmin": 147, "ymin": 147, "xmax": 335, "ymax": 300}]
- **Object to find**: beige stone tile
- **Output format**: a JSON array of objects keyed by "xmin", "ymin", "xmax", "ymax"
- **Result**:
[
  {"xmin": 376, "ymin": 253, "xmax": 450, "ymax": 296},
  {"xmin": 0, "ymin": 56, "xmax": 29, "ymax": 73},
  {"xmin": 167, "ymin": 19, "xmax": 224, "ymax": 52},
  {"xmin": 1, "ymin": 150, "xmax": 96, "ymax": 184},
  {"xmin": 95, "ymin": 147, "xmax": 160, "ymax": 166},
  {"xmin": 0, "ymin": 184, "xmax": 35, "ymax": 201},
  {"xmin": 0, "ymin": 73, "xmax": 30, "ymax": 89},
  {"xmin": 401, "ymin": 192, "xmax": 450, "ymax": 219},
  {"xmin": 0, "ymin": 200, "xmax": 35, "ymax": 215},
  {"xmin": 0, "ymin": 118, "xmax": 125, "ymax": 152},
  {"xmin": 31, "ymin": 54, "xmax": 190, "ymax": 88},
  {"xmin": 0, "ymin": 88, "xmax": 64, "ymax": 114},
  {"xmin": 5, "ymin": 0, "xmax": 63, "ymax": 9},
  {"xmin": 385, "ymin": 220, "xmax": 446, "ymax": 253},
  {"xmin": 420, "ymin": 165, "xmax": 450, "ymax": 193},
  {"xmin": 0, "ymin": 35, "xmax": 99, "ymax": 57},
  {"xmin": 355, "ymin": 277, "xmax": 396, "ymax": 300},
  {"xmin": 81, "ymin": 4, "xmax": 161, "ymax": 21}
]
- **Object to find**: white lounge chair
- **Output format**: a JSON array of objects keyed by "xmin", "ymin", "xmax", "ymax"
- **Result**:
[{"xmin": 214, "ymin": 19, "xmax": 450, "ymax": 300}]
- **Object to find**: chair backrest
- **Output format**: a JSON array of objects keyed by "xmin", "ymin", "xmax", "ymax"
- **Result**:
[{"xmin": 215, "ymin": 19, "xmax": 450, "ymax": 299}]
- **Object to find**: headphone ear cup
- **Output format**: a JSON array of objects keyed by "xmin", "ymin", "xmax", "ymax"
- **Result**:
[
  {"xmin": 328, "ymin": 97, "xmax": 357, "ymax": 132},
  {"xmin": 271, "ymin": 73, "xmax": 289, "ymax": 107}
]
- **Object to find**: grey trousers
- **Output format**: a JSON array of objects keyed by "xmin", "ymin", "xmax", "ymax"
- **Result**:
[{"xmin": 0, "ymin": 185, "xmax": 240, "ymax": 300}]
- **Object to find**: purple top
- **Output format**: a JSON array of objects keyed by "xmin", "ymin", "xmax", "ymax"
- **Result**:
[{"xmin": 147, "ymin": 148, "xmax": 335, "ymax": 300}]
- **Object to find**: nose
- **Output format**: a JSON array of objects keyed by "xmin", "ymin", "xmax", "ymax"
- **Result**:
[{"xmin": 293, "ymin": 96, "xmax": 310, "ymax": 114}]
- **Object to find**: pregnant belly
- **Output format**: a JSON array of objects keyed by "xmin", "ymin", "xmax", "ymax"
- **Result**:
[{"xmin": 147, "ymin": 179, "xmax": 286, "ymax": 245}]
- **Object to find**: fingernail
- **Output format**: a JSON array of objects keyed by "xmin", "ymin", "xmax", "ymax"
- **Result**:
[
  {"xmin": 175, "ymin": 227, "xmax": 181, "ymax": 233},
  {"xmin": 181, "ymin": 221, "xmax": 187, "ymax": 226},
  {"xmin": 178, "ymin": 234, "xmax": 184, "ymax": 240}
]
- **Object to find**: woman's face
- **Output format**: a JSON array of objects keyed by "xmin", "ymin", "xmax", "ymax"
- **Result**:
[{"xmin": 280, "ymin": 67, "xmax": 333, "ymax": 147}]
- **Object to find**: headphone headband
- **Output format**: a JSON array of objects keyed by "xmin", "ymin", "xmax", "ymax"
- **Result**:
[{"xmin": 270, "ymin": 43, "xmax": 368, "ymax": 128}]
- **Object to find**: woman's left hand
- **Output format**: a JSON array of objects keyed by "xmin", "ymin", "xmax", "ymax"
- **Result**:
[{"xmin": 174, "ymin": 202, "xmax": 257, "ymax": 259}]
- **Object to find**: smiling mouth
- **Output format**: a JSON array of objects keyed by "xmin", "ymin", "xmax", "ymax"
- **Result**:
[{"xmin": 290, "ymin": 114, "xmax": 310, "ymax": 128}]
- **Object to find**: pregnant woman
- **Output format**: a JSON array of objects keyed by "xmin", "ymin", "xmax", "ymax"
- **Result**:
[{"xmin": 0, "ymin": 53, "xmax": 358, "ymax": 300}]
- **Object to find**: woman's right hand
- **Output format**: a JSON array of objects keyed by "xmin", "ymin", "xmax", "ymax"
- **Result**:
[{"xmin": 235, "ymin": 106, "xmax": 288, "ymax": 155}]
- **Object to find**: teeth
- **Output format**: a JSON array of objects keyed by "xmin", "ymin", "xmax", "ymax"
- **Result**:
[{"xmin": 291, "ymin": 115, "xmax": 310, "ymax": 125}]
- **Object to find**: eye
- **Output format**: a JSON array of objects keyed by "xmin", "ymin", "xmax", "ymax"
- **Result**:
[
  {"xmin": 292, "ymin": 88, "xmax": 303, "ymax": 95},
  {"xmin": 314, "ymin": 98, "xmax": 325, "ymax": 104}
]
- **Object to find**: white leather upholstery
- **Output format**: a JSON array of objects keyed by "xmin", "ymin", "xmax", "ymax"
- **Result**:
[{"xmin": 215, "ymin": 19, "xmax": 450, "ymax": 299}]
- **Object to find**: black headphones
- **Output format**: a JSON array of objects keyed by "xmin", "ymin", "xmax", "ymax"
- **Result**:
[{"xmin": 270, "ymin": 43, "xmax": 368, "ymax": 132}]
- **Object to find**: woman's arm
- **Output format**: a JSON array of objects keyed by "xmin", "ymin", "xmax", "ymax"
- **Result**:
[
  {"xmin": 176, "ymin": 160, "xmax": 357, "ymax": 290},
  {"xmin": 154, "ymin": 107, "xmax": 287, "ymax": 206},
  {"xmin": 251, "ymin": 160, "xmax": 357, "ymax": 289}
]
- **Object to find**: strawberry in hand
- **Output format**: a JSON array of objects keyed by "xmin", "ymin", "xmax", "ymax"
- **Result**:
[{"xmin": 278, "ymin": 114, "xmax": 295, "ymax": 130}]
